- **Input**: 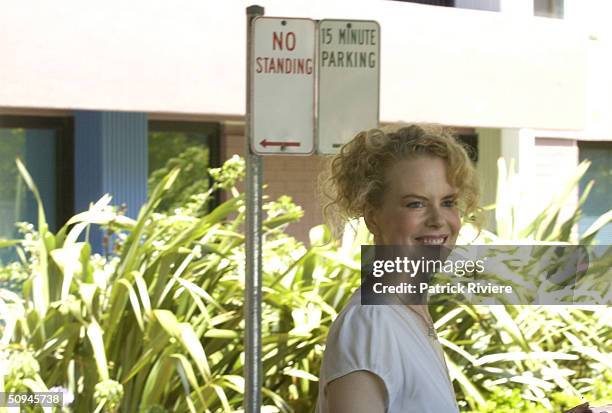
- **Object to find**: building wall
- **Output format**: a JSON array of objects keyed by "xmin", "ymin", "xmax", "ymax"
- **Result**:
[
  {"xmin": 534, "ymin": 137, "xmax": 580, "ymax": 223},
  {"xmin": 475, "ymin": 128, "xmax": 502, "ymax": 230},
  {"xmin": 0, "ymin": 0, "xmax": 586, "ymax": 130},
  {"xmin": 471, "ymin": 129, "xmax": 591, "ymax": 239},
  {"xmin": 3, "ymin": 0, "xmax": 610, "ymax": 244}
]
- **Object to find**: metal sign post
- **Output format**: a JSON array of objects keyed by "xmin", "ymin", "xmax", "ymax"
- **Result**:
[{"xmin": 245, "ymin": 5, "xmax": 264, "ymax": 413}]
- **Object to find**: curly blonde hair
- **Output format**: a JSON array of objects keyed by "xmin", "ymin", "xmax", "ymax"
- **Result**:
[{"xmin": 320, "ymin": 124, "xmax": 481, "ymax": 235}]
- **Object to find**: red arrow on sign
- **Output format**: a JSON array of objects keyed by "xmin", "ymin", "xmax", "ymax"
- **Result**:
[{"xmin": 260, "ymin": 139, "xmax": 301, "ymax": 148}]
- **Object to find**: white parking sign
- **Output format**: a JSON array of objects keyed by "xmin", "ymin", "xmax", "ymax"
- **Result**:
[
  {"xmin": 317, "ymin": 20, "xmax": 380, "ymax": 154},
  {"xmin": 251, "ymin": 17, "xmax": 316, "ymax": 155}
]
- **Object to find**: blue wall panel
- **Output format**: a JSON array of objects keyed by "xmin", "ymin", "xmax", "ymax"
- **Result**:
[{"xmin": 74, "ymin": 111, "xmax": 147, "ymax": 252}]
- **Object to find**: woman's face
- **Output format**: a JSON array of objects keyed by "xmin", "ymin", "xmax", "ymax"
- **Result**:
[{"xmin": 366, "ymin": 156, "xmax": 461, "ymax": 247}]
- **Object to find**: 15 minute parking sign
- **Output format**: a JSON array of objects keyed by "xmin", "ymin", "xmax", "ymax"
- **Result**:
[{"xmin": 317, "ymin": 20, "xmax": 380, "ymax": 154}]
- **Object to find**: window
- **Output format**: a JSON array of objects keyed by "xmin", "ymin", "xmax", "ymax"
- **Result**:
[
  {"xmin": 578, "ymin": 141, "xmax": 611, "ymax": 244},
  {"xmin": 454, "ymin": 0, "xmax": 500, "ymax": 12},
  {"xmin": 392, "ymin": 0, "xmax": 501, "ymax": 11},
  {"xmin": 534, "ymin": 0, "xmax": 564, "ymax": 18},
  {"xmin": 458, "ymin": 133, "xmax": 478, "ymax": 162},
  {"xmin": 0, "ymin": 116, "xmax": 73, "ymax": 233},
  {"xmin": 392, "ymin": 0, "xmax": 455, "ymax": 7},
  {"xmin": 0, "ymin": 115, "xmax": 73, "ymax": 262},
  {"xmin": 148, "ymin": 121, "xmax": 221, "ymax": 212}
]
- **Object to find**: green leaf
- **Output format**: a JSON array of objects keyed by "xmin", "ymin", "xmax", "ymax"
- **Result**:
[
  {"xmin": 0, "ymin": 239, "xmax": 20, "ymax": 248},
  {"xmin": 170, "ymin": 353, "xmax": 208, "ymax": 410},
  {"xmin": 154, "ymin": 309, "xmax": 182, "ymax": 337},
  {"xmin": 21, "ymin": 378, "xmax": 53, "ymax": 413},
  {"xmin": 203, "ymin": 329, "xmax": 239, "ymax": 339},
  {"xmin": 87, "ymin": 319, "xmax": 110, "ymax": 381},
  {"xmin": 581, "ymin": 210, "xmax": 612, "ymax": 245},
  {"xmin": 178, "ymin": 323, "xmax": 211, "ymax": 381},
  {"xmin": 282, "ymin": 367, "xmax": 319, "ymax": 381},
  {"xmin": 16, "ymin": 158, "xmax": 47, "ymax": 233},
  {"xmin": 120, "ymin": 331, "xmax": 171, "ymax": 383},
  {"xmin": 50, "ymin": 243, "xmax": 88, "ymax": 300},
  {"xmin": 141, "ymin": 356, "xmax": 175, "ymax": 407},
  {"xmin": 475, "ymin": 351, "xmax": 578, "ymax": 366},
  {"xmin": 446, "ymin": 357, "xmax": 486, "ymax": 408},
  {"xmin": 153, "ymin": 310, "xmax": 211, "ymax": 382},
  {"xmin": 118, "ymin": 279, "xmax": 145, "ymax": 332}
]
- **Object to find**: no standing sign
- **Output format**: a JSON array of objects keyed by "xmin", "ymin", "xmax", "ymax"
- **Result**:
[{"xmin": 251, "ymin": 17, "xmax": 316, "ymax": 155}]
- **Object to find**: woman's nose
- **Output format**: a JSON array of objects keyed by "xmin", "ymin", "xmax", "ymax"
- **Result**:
[{"xmin": 425, "ymin": 206, "xmax": 444, "ymax": 227}]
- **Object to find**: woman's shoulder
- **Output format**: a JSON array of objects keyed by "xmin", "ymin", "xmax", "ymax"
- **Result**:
[
  {"xmin": 329, "ymin": 289, "xmax": 408, "ymax": 338},
  {"xmin": 324, "ymin": 290, "xmax": 413, "ymax": 363},
  {"xmin": 320, "ymin": 290, "xmax": 414, "ymax": 408}
]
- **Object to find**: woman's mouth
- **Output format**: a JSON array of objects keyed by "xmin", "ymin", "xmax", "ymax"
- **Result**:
[{"xmin": 414, "ymin": 235, "xmax": 448, "ymax": 245}]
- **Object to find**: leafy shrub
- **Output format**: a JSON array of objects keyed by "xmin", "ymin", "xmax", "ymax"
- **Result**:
[{"xmin": 0, "ymin": 157, "xmax": 610, "ymax": 412}]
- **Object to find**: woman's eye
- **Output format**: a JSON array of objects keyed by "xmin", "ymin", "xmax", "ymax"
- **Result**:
[
  {"xmin": 405, "ymin": 201, "xmax": 424, "ymax": 208},
  {"xmin": 442, "ymin": 200, "xmax": 457, "ymax": 208}
]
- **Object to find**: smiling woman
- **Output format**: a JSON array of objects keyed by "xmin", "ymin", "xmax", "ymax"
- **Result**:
[
  {"xmin": 316, "ymin": 124, "xmax": 480, "ymax": 413},
  {"xmin": 367, "ymin": 156, "xmax": 461, "ymax": 246},
  {"xmin": 321, "ymin": 124, "xmax": 480, "ymax": 239}
]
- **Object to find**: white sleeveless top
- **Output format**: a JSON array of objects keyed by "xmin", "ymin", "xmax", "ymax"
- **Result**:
[{"xmin": 316, "ymin": 290, "xmax": 459, "ymax": 413}]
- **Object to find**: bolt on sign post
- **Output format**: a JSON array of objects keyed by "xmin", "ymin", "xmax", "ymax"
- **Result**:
[
  {"xmin": 317, "ymin": 20, "xmax": 380, "ymax": 154},
  {"xmin": 251, "ymin": 17, "xmax": 316, "ymax": 155}
]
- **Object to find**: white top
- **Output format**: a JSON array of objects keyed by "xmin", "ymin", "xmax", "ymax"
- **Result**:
[{"xmin": 316, "ymin": 290, "xmax": 459, "ymax": 413}]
